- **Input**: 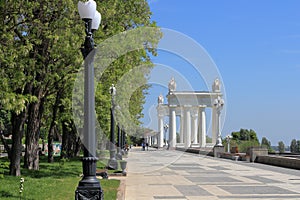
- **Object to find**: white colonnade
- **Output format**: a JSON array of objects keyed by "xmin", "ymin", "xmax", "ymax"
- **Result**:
[{"xmin": 155, "ymin": 78, "xmax": 224, "ymax": 149}]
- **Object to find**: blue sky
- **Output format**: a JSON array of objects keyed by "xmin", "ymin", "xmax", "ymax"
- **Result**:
[{"xmin": 141, "ymin": 0, "xmax": 300, "ymax": 146}]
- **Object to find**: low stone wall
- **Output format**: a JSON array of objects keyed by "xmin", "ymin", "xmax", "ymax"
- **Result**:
[
  {"xmin": 256, "ymin": 155, "xmax": 300, "ymax": 170},
  {"xmin": 247, "ymin": 147, "xmax": 268, "ymax": 162},
  {"xmin": 220, "ymin": 152, "xmax": 249, "ymax": 161},
  {"xmin": 213, "ymin": 146, "xmax": 225, "ymax": 158},
  {"xmin": 176, "ymin": 146, "xmax": 300, "ymax": 170},
  {"xmin": 176, "ymin": 147, "xmax": 214, "ymax": 156}
]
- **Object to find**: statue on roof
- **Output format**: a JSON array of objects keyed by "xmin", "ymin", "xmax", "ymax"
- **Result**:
[
  {"xmin": 212, "ymin": 78, "xmax": 221, "ymax": 92},
  {"xmin": 158, "ymin": 94, "xmax": 164, "ymax": 104},
  {"xmin": 168, "ymin": 77, "xmax": 176, "ymax": 93}
]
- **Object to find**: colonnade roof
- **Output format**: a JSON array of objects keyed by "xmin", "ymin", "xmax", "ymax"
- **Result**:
[{"xmin": 167, "ymin": 90, "xmax": 222, "ymax": 108}]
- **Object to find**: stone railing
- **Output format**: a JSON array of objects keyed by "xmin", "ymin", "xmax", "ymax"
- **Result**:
[{"xmin": 256, "ymin": 155, "xmax": 300, "ymax": 170}]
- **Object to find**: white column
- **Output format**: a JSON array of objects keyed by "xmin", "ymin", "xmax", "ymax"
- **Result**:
[
  {"xmin": 198, "ymin": 108, "xmax": 206, "ymax": 147},
  {"xmin": 169, "ymin": 108, "xmax": 177, "ymax": 148},
  {"xmin": 153, "ymin": 135, "xmax": 157, "ymax": 145},
  {"xmin": 158, "ymin": 116, "xmax": 164, "ymax": 148},
  {"xmin": 180, "ymin": 114, "xmax": 184, "ymax": 143},
  {"xmin": 191, "ymin": 112, "xmax": 198, "ymax": 144},
  {"xmin": 184, "ymin": 108, "xmax": 191, "ymax": 148},
  {"xmin": 212, "ymin": 107, "xmax": 217, "ymax": 144}
]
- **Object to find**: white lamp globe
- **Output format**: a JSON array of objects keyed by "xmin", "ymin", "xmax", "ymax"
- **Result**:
[
  {"xmin": 78, "ymin": 0, "xmax": 97, "ymax": 20},
  {"xmin": 92, "ymin": 11, "xmax": 101, "ymax": 30}
]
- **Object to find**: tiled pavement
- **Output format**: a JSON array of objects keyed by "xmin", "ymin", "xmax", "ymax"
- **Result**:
[{"xmin": 122, "ymin": 147, "xmax": 300, "ymax": 200}]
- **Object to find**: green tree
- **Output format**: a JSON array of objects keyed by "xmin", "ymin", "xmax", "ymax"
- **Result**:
[
  {"xmin": 1, "ymin": 0, "xmax": 160, "ymax": 175},
  {"xmin": 249, "ymin": 129, "xmax": 259, "ymax": 142},
  {"xmin": 297, "ymin": 140, "xmax": 300, "ymax": 153},
  {"xmin": 278, "ymin": 141, "xmax": 285, "ymax": 153},
  {"xmin": 261, "ymin": 137, "xmax": 274, "ymax": 153},
  {"xmin": 230, "ymin": 129, "xmax": 260, "ymax": 152},
  {"xmin": 290, "ymin": 139, "xmax": 297, "ymax": 153},
  {"xmin": 1, "ymin": 0, "xmax": 83, "ymax": 174},
  {"xmin": 231, "ymin": 128, "xmax": 259, "ymax": 143},
  {"xmin": 93, "ymin": 0, "xmax": 161, "ymax": 138}
]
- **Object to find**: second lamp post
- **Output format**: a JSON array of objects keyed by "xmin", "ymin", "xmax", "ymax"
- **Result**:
[{"xmin": 108, "ymin": 84, "xmax": 118, "ymax": 169}]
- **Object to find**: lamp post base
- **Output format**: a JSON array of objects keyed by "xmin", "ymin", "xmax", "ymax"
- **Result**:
[
  {"xmin": 75, "ymin": 156, "xmax": 103, "ymax": 200},
  {"xmin": 108, "ymin": 159, "xmax": 118, "ymax": 170},
  {"xmin": 108, "ymin": 149, "xmax": 118, "ymax": 169},
  {"xmin": 75, "ymin": 186, "xmax": 103, "ymax": 200},
  {"xmin": 116, "ymin": 147, "xmax": 123, "ymax": 160}
]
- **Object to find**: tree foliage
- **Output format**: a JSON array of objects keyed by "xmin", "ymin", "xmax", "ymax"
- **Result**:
[
  {"xmin": 0, "ymin": 0, "xmax": 160, "ymax": 176},
  {"xmin": 231, "ymin": 129, "xmax": 259, "ymax": 143},
  {"xmin": 1, "ymin": 0, "xmax": 83, "ymax": 174},
  {"xmin": 290, "ymin": 139, "xmax": 297, "ymax": 153},
  {"xmin": 278, "ymin": 141, "xmax": 285, "ymax": 153},
  {"xmin": 297, "ymin": 140, "xmax": 300, "ymax": 153},
  {"xmin": 230, "ymin": 129, "xmax": 260, "ymax": 152},
  {"xmin": 261, "ymin": 137, "xmax": 274, "ymax": 153}
]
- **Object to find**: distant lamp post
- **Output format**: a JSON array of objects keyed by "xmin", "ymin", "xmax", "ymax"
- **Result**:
[
  {"xmin": 108, "ymin": 84, "xmax": 118, "ymax": 169},
  {"xmin": 116, "ymin": 124, "xmax": 122, "ymax": 159},
  {"xmin": 122, "ymin": 128, "xmax": 127, "ymax": 153},
  {"xmin": 226, "ymin": 135, "xmax": 232, "ymax": 153},
  {"xmin": 121, "ymin": 128, "xmax": 125, "ymax": 150},
  {"xmin": 75, "ymin": 0, "xmax": 102, "ymax": 199},
  {"xmin": 214, "ymin": 96, "xmax": 224, "ymax": 146},
  {"xmin": 164, "ymin": 123, "xmax": 169, "ymax": 146},
  {"xmin": 114, "ymin": 105, "xmax": 122, "ymax": 159}
]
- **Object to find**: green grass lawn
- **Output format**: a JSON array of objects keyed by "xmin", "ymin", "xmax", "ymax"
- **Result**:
[{"xmin": 0, "ymin": 156, "xmax": 120, "ymax": 200}]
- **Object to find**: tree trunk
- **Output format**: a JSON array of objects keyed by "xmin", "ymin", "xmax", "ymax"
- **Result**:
[
  {"xmin": 74, "ymin": 136, "xmax": 81, "ymax": 157},
  {"xmin": 24, "ymin": 98, "xmax": 44, "ymax": 170},
  {"xmin": 72, "ymin": 122, "xmax": 81, "ymax": 157},
  {"xmin": 61, "ymin": 119, "xmax": 70, "ymax": 158},
  {"xmin": 61, "ymin": 120, "xmax": 66, "ymax": 158},
  {"xmin": 61, "ymin": 120, "xmax": 80, "ymax": 158},
  {"xmin": 9, "ymin": 111, "xmax": 26, "ymax": 176},
  {"xmin": 47, "ymin": 89, "xmax": 61, "ymax": 163},
  {"xmin": 71, "ymin": 121, "xmax": 81, "ymax": 157},
  {"xmin": 47, "ymin": 127, "xmax": 54, "ymax": 163}
]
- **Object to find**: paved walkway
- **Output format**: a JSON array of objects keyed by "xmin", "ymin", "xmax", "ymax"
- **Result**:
[{"xmin": 123, "ymin": 147, "xmax": 300, "ymax": 200}]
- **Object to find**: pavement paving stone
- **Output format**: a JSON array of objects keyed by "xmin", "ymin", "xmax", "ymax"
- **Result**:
[
  {"xmin": 185, "ymin": 176, "xmax": 242, "ymax": 183},
  {"xmin": 243, "ymin": 176, "xmax": 283, "ymax": 183},
  {"xmin": 174, "ymin": 185, "xmax": 212, "ymax": 196},
  {"xmin": 122, "ymin": 147, "xmax": 300, "ymax": 200},
  {"xmin": 219, "ymin": 185, "xmax": 298, "ymax": 194}
]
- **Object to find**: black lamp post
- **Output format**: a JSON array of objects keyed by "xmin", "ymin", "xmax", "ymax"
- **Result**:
[
  {"xmin": 118, "ymin": 125, "xmax": 121, "ymax": 150},
  {"xmin": 116, "ymin": 124, "xmax": 123, "ymax": 159},
  {"xmin": 108, "ymin": 84, "xmax": 118, "ymax": 169},
  {"xmin": 75, "ymin": 1, "xmax": 102, "ymax": 199},
  {"xmin": 121, "ymin": 128, "xmax": 126, "ymax": 150},
  {"xmin": 122, "ymin": 128, "xmax": 127, "ymax": 151}
]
